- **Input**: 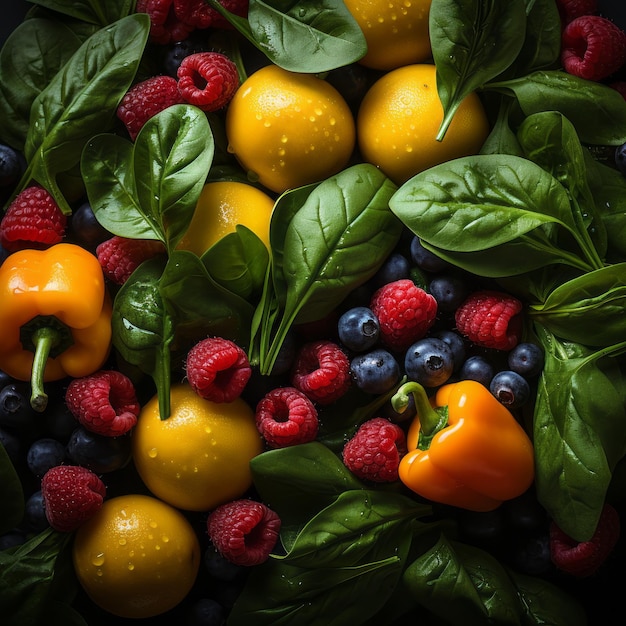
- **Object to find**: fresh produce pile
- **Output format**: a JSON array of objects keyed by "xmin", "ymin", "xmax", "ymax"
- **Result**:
[{"xmin": 2, "ymin": 0, "xmax": 626, "ymax": 624}]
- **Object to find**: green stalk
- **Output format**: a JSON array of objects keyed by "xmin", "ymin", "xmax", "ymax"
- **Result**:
[{"xmin": 29, "ymin": 326, "xmax": 61, "ymax": 412}]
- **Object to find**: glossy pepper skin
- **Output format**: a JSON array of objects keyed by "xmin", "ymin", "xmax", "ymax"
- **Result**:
[
  {"xmin": 0, "ymin": 243, "xmax": 112, "ymax": 411},
  {"xmin": 392, "ymin": 380, "xmax": 535, "ymax": 512}
]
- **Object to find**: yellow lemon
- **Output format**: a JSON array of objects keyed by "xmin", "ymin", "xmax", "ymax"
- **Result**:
[
  {"xmin": 344, "ymin": 0, "xmax": 433, "ymax": 70},
  {"xmin": 225, "ymin": 64, "xmax": 356, "ymax": 193},
  {"xmin": 357, "ymin": 64, "xmax": 490, "ymax": 184},
  {"xmin": 132, "ymin": 383, "xmax": 263, "ymax": 512},
  {"xmin": 177, "ymin": 181, "xmax": 275, "ymax": 253},
  {"xmin": 72, "ymin": 494, "xmax": 200, "ymax": 619}
]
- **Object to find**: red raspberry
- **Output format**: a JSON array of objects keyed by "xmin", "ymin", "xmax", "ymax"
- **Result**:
[
  {"xmin": 65, "ymin": 370, "xmax": 141, "ymax": 437},
  {"xmin": 370, "ymin": 279, "xmax": 437, "ymax": 352},
  {"xmin": 175, "ymin": 0, "xmax": 249, "ymax": 30},
  {"xmin": 186, "ymin": 337, "xmax": 252, "ymax": 402},
  {"xmin": 290, "ymin": 340, "xmax": 351, "ymax": 405},
  {"xmin": 96, "ymin": 235, "xmax": 166, "ymax": 285},
  {"xmin": 555, "ymin": 0, "xmax": 597, "ymax": 25},
  {"xmin": 0, "ymin": 185, "xmax": 66, "ymax": 252},
  {"xmin": 255, "ymin": 387, "xmax": 318, "ymax": 448},
  {"xmin": 455, "ymin": 290, "xmax": 523, "ymax": 351},
  {"xmin": 136, "ymin": 0, "xmax": 193, "ymax": 45},
  {"xmin": 41, "ymin": 465, "xmax": 106, "ymax": 532},
  {"xmin": 207, "ymin": 499, "xmax": 281, "ymax": 566},
  {"xmin": 609, "ymin": 80, "xmax": 626, "ymax": 99},
  {"xmin": 561, "ymin": 16, "xmax": 626, "ymax": 81},
  {"xmin": 342, "ymin": 417, "xmax": 407, "ymax": 483},
  {"xmin": 117, "ymin": 75, "xmax": 185, "ymax": 140},
  {"xmin": 177, "ymin": 52, "xmax": 240, "ymax": 111},
  {"xmin": 550, "ymin": 503, "xmax": 621, "ymax": 577}
]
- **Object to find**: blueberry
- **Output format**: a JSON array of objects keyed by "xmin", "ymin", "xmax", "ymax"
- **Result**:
[
  {"xmin": 507, "ymin": 342, "xmax": 544, "ymax": 378},
  {"xmin": 163, "ymin": 33, "xmax": 209, "ymax": 77},
  {"xmin": 458, "ymin": 355, "xmax": 495, "ymax": 387},
  {"xmin": 432, "ymin": 330, "xmax": 466, "ymax": 371},
  {"xmin": 26, "ymin": 438, "xmax": 66, "ymax": 478},
  {"xmin": 338, "ymin": 306, "xmax": 380, "ymax": 352},
  {"xmin": 269, "ymin": 330, "xmax": 297, "ymax": 375},
  {"xmin": 615, "ymin": 142, "xmax": 626, "ymax": 176},
  {"xmin": 428, "ymin": 274, "xmax": 470, "ymax": 311},
  {"xmin": 351, "ymin": 349, "xmax": 400, "ymax": 394},
  {"xmin": 489, "ymin": 370, "xmax": 531, "ymax": 409},
  {"xmin": 370, "ymin": 253, "xmax": 410, "ymax": 289},
  {"xmin": 409, "ymin": 236, "xmax": 451, "ymax": 273},
  {"xmin": 510, "ymin": 532, "xmax": 553, "ymax": 576},
  {"xmin": 69, "ymin": 202, "xmax": 111, "ymax": 250},
  {"xmin": 0, "ymin": 382, "xmax": 38, "ymax": 429},
  {"xmin": 0, "ymin": 143, "xmax": 24, "ymax": 187},
  {"xmin": 0, "ymin": 426, "xmax": 21, "ymax": 465},
  {"xmin": 204, "ymin": 546, "xmax": 244, "ymax": 582},
  {"xmin": 404, "ymin": 337, "xmax": 454, "ymax": 388},
  {"xmin": 23, "ymin": 490, "xmax": 49, "ymax": 533},
  {"xmin": 186, "ymin": 598, "xmax": 226, "ymax": 626},
  {"xmin": 66, "ymin": 426, "xmax": 132, "ymax": 473},
  {"xmin": 0, "ymin": 529, "xmax": 26, "ymax": 550}
]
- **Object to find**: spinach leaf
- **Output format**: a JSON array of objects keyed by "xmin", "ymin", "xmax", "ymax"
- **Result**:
[
  {"xmin": 206, "ymin": 0, "xmax": 367, "ymax": 72},
  {"xmin": 84, "ymin": 104, "xmax": 214, "ymax": 248},
  {"xmin": 21, "ymin": 13, "xmax": 150, "ymax": 214},
  {"xmin": 0, "ymin": 442, "xmax": 23, "ymax": 534},
  {"xmin": 0, "ymin": 18, "xmax": 89, "ymax": 151},
  {"xmin": 533, "ymin": 325, "xmax": 626, "ymax": 541},
  {"xmin": 258, "ymin": 164, "xmax": 402, "ymax": 373},
  {"xmin": 0, "ymin": 529, "xmax": 73, "ymax": 625},
  {"xmin": 486, "ymin": 70, "xmax": 626, "ymax": 145},
  {"xmin": 529, "ymin": 263, "xmax": 626, "ymax": 346},
  {"xmin": 112, "ymin": 256, "xmax": 174, "ymax": 419},
  {"xmin": 29, "ymin": 0, "xmax": 134, "ymax": 25},
  {"xmin": 390, "ymin": 154, "xmax": 595, "ymax": 272},
  {"xmin": 429, "ymin": 0, "xmax": 527, "ymax": 140}
]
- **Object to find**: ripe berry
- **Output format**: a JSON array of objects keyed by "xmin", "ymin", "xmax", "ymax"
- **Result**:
[
  {"xmin": 370, "ymin": 252, "xmax": 410, "ymax": 288},
  {"xmin": 207, "ymin": 499, "xmax": 281, "ymax": 566},
  {"xmin": 342, "ymin": 417, "xmax": 407, "ymax": 483},
  {"xmin": 337, "ymin": 306, "xmax": 380, "ymax": 352},
  {"xmin": 24, "ymin": 490, "xmax": 49, "ymax": 533},
  {"xmin": 66, "ymin": 426, "xmax": 132, "ymax": 474},
  {"xmin": 70, "ymin": 202, "xmax": 111, "ymax": 250},
  {"xmin": 0, "ymin": 382, "xmax": 37, "ymax": 429},
  {"xmin": 508, "ymin": 342, "xmax": 545, "ymax": 378},
  {"xmin": 489, "ymin": 370, "xmax": 531, "ymax": 409},
  {"xmin": 0, "ymin": 143, "xmax": 24, "ymax": 188},
  {"xmin": 555, "ymin": 0, "xmax": 598, "ymax": 24},
  {"xmin": 0, "ymin": 427, "xmax": 21, "ymax": 465},
  {"xmin": 162, "ymin": 33, "xmax": 210, "ymax": 77},
  {"xmin": 409, "ymin": 236, "xmax": 450, "ymax": 272},
  {"xmin": 459, "ymin": 354, "xmax": 495, "ymax": 387},
  {"xmin": 350, "ymin": 349, "xmax": 401, "ymax": 395},
  {"xmin": 428, "ymin": 273, "xmax": 471, "ymax": 312},
  {"xmin": 96, "ymin": 235, "xmax": 166, "ymax": 285},
  {"xmin": 26, "ymin": 438, "xmax": 66, "ymax": 478},
  {"xmin": 135, "ymin": 0, "xmax": 193, "ymax": 45},
  {"xmin": 404, "ymin": 337, "xmax": 455, "ymax": 388},
  {"xmin": 432, "ymin": 329, "xmax": 466, "ymax": 371}
]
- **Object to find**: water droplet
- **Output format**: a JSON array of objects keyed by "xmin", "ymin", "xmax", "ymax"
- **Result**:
[
  {"xmin": 92, "ymin": 553, "xmax": 105, "ymax": 567},
  {"xmin": 119, "ymin": 538, "xmax": 127, "ymax": 546},
  {"xmin": 148, "ymin": 448, "xmax": 158, "ymax": 458},
  {"xmin": 162, "ymin": 535, "xmax": 170, "ymax": 543},
  {"xmin": 149, "ymin": 520, "xmax": 157, "ymax": 529},
  {"xmin": 128, "ymin": 562, "xmax": 135, "ymax": 571}
]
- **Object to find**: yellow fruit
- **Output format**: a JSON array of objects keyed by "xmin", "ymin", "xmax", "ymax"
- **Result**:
[
  {"xmin": 357, "ymin": 64, "xmax": 490, "ymax": 185},
  {"xmin": 344, "ymin": 0, "xmax": 433, "ymax": 70},
  {"xmin": 176, "ymin": 181, "xmax": 275, "ymax": 253},
  {"xmin": 72, "ymin": 494, "xmax": 200, "ymax": 619},
  {"xmin": 225, "ymin": 64, "xmax": 356, "ymax": 194},
  {"xmin": 132, "ymin": 383, "xmax": 263, "ymax": 512}
]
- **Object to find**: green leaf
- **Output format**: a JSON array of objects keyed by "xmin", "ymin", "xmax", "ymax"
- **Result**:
[
  {"xmin": 533, "ymin": 326, "xmax": 626, "ymax": 540},
  {"xmin": 21, "ymin": 13, "xmax": 150, "ymax": 214},
  {"xmin": 430, "ymin": 0, "xmax": 527, "ymax": 140},
  {"xmin": 29, "ymin": 0, "xmax": 135, "ymax": 25},
  {"xmin": 206, "ymin": 0, "xmax": 367, "ymax": 72},
  {"xmin": 0, "ymin": 442, "xmax": 24, "ymax": 534}
]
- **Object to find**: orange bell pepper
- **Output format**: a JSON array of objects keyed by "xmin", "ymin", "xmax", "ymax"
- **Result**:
[
  {"xmin": 0, "ymin": 243, "xmax": 112, "ymax": 412},
  {"xmin": 392, "ymin": 379, "xmax": 535, "ymax": 512}
]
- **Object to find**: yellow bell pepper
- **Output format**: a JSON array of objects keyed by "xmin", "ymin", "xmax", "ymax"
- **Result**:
[
  {"xmin": 0, "ymin": 243, "xmax": 112, "ymax": 411},
  {"xmin": 392, "ymin": 379, "xmax": 535, "ymax": 512}
]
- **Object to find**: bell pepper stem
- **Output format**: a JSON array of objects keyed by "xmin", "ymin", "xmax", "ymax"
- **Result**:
[
  {"xmin": 29, "ymin": 326, "xmax": 61, "ymax": 412},
  {"xmin": 392, "ymin": 381, "xmax": 444, "ymax": 436}
]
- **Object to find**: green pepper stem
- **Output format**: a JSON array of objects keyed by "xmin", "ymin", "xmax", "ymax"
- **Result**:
[
  {"xmin": 391, "ymin": 381, "xmax": 444, "ymax": 436},
  {"xmin": 29, "ymin": 326, "xmax": 61, "ymax": 412}
]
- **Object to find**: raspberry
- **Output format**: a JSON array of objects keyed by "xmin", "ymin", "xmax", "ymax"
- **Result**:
[
  {"xmin": 96, "ymin": 235, "xmax": 166, "ymax": 285},
  {"xmin": 342, "ymin": 417, "xmax": 407, "ymax": 483},
  {"xmin": 186, "ymin": 337, "xmax": 252, "ymax": 403},
  {"xmin": 136, "ymin": 0, "xmax": 193, "ymax": 45},
  {"xmin": 175, "ymin": 0, "xmax": 249, "ymax": 30},
  {"xmin": 290, "ymin": 340, "xmax": 351, "ymax": 405},
  {"xmin": 370, "ymin": 279, "xmax": 438, "ymax": 352},
  {"xmin": 609, "ymin": 80, "xmax": 626, "ymax": 99},
  {"xmin": 177, "ymin": 52, "xmax": 240, "ymax": 111},
  {"xmin": 65, "ymin": 370, "xmax": 141, "ymax": 437},
  {"xmin": 207, "ymin": 499, "xmax": 281, "ymax": 566},
  {"xmin": 255, "ymin": 387, "xmax": 318, "ymax": 448},
  {"xmin": 561, "ymin": 16, "xmax": 626, "ymax": 82},
  {"xmin": 555, "ymin": 0, "xmax": 598, "ymax": 24},
  {"xmin": 0, "ymin": 185, "xmax": 66, "ymax": 252},
  {"xmin": 550, "ymin": 503, "xmax": 621, "ymax": 577},
  {"xmin": 41, "ymin": 465, "xmax": 106, "ymax": 532},
  {"xmin": 116, "ymin": 75, "xmax": 185, "ymax": 140},
  {"xmin": 455, "ymin": 290, "xmax": 523, "ymax": 351}
]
